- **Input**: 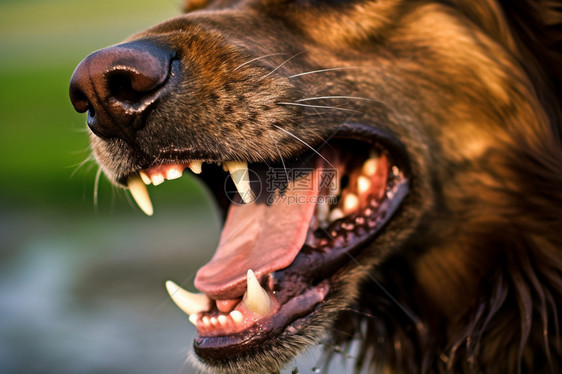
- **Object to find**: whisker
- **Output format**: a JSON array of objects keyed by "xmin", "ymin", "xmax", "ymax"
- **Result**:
[
  {"xmin": 69, "ymin": 154, "xmax": 95, "ymax": 178},
  {"xmin": 296, "ymin": 95, "xmax": 383, "ymax": 104},
  {"xmin": 311, "ymin": 107, "xmax": 326, "ymax": 122},
  {"xmin": 93, "ymin": 167, "xmax": 102, "ymax": 210},
  {"xmin": 271, "ymin": 124, "xmax": 335, "ymax": 168},
  {"xmin": 260, "ymin": 50, "xmax": 306, "ymax": 80},
  {"xmin": 289, "ymin": 66, "xmax": 361, "ymax": 79},
  {"xmin": 233, "ymin": 52, "xmax": 287, "ymax": 72},
  {"xmin": 321, "ymin": 340, "xmax": 356, "ymax": 358},
  {"xmin": 302, "ymin": 55, "xmax": 416, "ymax": 150},
  {"xmin": 275, "ymin": 144, "xmax": 290, "ymax": 182},
  {"xmin": 277, "ymin": 102, "xmax": 363, "ymax": 113},
  {"xmin": 122, "ymin": 182, "xmax": 136, "ymax": 211},
  {"xmin": 340, "ymin": 307, "xmax": 377, "ymax": 319}
]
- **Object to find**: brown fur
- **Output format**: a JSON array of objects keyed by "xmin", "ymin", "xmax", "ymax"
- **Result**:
[{"xmin": 77, "ymin": 0, "xmax": 562, "ymax": 372}]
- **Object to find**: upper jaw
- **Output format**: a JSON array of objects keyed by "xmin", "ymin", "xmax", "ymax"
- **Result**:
[{"xmin": 122, "ymin": 122, "xmax": 410, "ymax": 216}]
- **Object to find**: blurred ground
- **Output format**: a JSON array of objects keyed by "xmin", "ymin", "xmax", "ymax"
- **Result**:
[{"xmin": 0, "ymin": 1, "xmax": 354, "ymax": 373}]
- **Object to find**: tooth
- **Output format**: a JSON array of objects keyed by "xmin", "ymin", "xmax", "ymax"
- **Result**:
[
  {"xmin": 343, "ymin": 193, "xmax": 359, "ymax": 214},
  {"xmin": 165, "ymin": 280, "xmax": 212, "ymax": 316},
  {"xmin": 218, "ymin": 315, "xmax": 228, "ymax": 325},
  {"xmin": 152, "ymin": 174, "xmax": 165, "ymax": 186},
  {"xmin": 202, "ymin": 316, "xmax": 210, "ymax": 326},
  {"xmin": 243, "ymin": 269, "xmax": 271, "ymax": 316},
  {"xmin": 357, "ymin": 176, "xmax": 371, "ymax": 194},
  {"xmin": 166, "ymin": 168, "xmax": 182, "ymax": 180},
  {"xmin": 210, "ymin": 317, "xmax": 218, "ymax": 326},
  {"xmin": 362, "ymin": 158, "xmax": 378, "ymax": 176},
  {"xmin": 190, "ymin": 161, "xmax": 202, "ymax": 174},
  {"xmin": 329, "ymin": 208, "xmax": 344, "ymax": 222},
  {"xmin": 230, "ymin": 310, "xmax": 243, "ymax": 323},
  {"xmin": 139, "ymin": 171, "xmax": 152, "ymax": 185},
  {"xmin": 188, "ymin": 314, "xmax": 198, "ymax": 326},
  {"xmin": 225, "ymin": 161, "xmax": 254, "ymax": 204},
  {"xmin": 127, "ymin": 175, "xmax": 154, "ymax": 216}
]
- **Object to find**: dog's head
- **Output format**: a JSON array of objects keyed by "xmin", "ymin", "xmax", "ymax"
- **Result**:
[{"xmin": 69, "ymin": 0, "xmax": 562, "ymax": 372}]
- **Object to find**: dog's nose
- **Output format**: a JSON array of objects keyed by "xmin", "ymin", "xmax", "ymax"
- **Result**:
[{"xmin": 69, "ymin": 41, "xmax": 174, "ymax": 141}]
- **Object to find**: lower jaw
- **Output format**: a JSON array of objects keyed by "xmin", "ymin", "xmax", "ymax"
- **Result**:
[{"xmin": 194, "ymin": 279, "xmax": 330, "ymax": 357}]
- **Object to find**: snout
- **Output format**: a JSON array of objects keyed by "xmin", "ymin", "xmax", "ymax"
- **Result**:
[{"xmin": 69, "ymin": 40, "xmax": 175, "ymax": 142}]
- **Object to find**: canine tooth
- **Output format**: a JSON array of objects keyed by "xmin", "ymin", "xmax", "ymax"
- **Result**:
[
  {"xmin": 210, "ymin": 317, "xmax": 218, "ymax": 326},
  {"xmin": 226, "ymin": 161, "xmax": 254, "ymax": 204},
  {"xmin": 127, "ymin": 175, "xmax": 154, "ymax": 216},
  {"xmin": 329, "ymin": 208, "xmax": 344, "ymax": 222},
  {"xmin": 152, "ymin": 174, "xmax": 165, "ymax": 186},
  {"xmin": 202, "ymin": 316, "xmax": 210, "ymax": 326},
  {"xmin": 139, "ymin": 171, "xmax": 152, "ymax": 185},
  {"xmin": 357, "ymin": 175, "xmax": 371, "ymax": 194},
  {"xmin": 166, "ymin": 168, "xmax": 182, "ymax": 180},
  {"xmin": 189, "ymin": 314, "xmax": 198, "ymax": 326},
  {"xmin": 243, "ymin": 269, "xmax": 271, "ymax": 316},
  {"xmin": 190, "ymin": 161, "xmax": 203, "ymax": 174},
  {"xmin": 218, "ymin": 315, "xmax": 228, "ymax": 325},
  {"xmin": 362, "ymin": 158, "xmax": 378, "ymax": 176},
  {"xmin": 343, "ymin": 193, "xmax": 359, "ymax": 213},
  {"xmin": 165, "ymin": 280, "xmax": 212, "ymax": 316},
  {"xmin": 230, "ymin": 310, "xmax": 243, "ymax": 323}
]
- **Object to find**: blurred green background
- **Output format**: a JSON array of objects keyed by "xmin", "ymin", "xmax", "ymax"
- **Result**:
[
  {"xmin": 0, "ymin": 0, "xmax": 193, "ymax": 211},
  {"xmin": 0, "ymin": 1, "xmax": 221, "ymax": 373},
  {"xmin": 0, "ymin": 1, "xmax": 340, "ymax": 372}
]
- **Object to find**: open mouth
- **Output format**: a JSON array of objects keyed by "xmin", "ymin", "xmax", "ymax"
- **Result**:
[{"xmin": 124, "ymin": 124, "xmax": 409, "ymax": 360}]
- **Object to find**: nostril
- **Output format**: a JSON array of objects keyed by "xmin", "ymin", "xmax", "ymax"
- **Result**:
[
  {"xmin": 108, "ymin": 71, "xmax": 142, "ymax": 104},
  {"xmin": 106, "ymin": 67, "xmax": 164, "ymax": 105}
]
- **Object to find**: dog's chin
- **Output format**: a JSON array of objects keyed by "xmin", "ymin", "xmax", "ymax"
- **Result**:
[
  {"xmin": 101, "ymin": 123, "xmax": 411, "ymax": 372},
  {"xmin": 187, "ymin": 301, "xmax": 332, "ymax": 374},
  {"xmin": 187, "ymin": 260, "xmax": 379, "ymax": 374}
]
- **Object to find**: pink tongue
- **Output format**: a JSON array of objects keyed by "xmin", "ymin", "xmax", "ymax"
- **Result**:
[{"xmin": 194, "ymin": 167, "xmax": 321, "ymax": 299}]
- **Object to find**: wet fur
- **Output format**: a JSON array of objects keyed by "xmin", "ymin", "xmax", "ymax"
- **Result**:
[{"xmin": 87, "ymin": 0, "xmax": 562, "ymax": 372}]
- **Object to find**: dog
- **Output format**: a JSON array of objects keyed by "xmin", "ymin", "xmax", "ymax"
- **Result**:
[{"xmin": 69, "ymin": 0, "xmax": 562, "ymax": 372}]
